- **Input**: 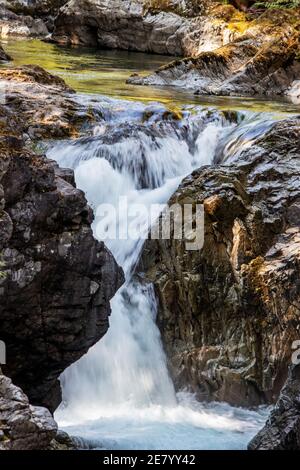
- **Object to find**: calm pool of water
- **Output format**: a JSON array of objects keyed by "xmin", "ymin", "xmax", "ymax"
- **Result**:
[{"xmin": 2, "ymin": 38, "xmax": 300, "ymax": 115}]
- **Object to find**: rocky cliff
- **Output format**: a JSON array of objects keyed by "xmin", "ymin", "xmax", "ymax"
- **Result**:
[
  {"xmin": 0, "ymin": 1, "xmax": 49, "ymax": 37},
  {"xmin": 0, "ymin": 65, "xmax": 124, "ymax": 416},
  {"xmin": 139, "ymin": 118, "xmax": 300, "ymax": 407},
  {"xmin": 129, "ymin": 7, "xmax": 300, "ymax": 101},
  {"xmin": 52, "ymin": 0, "xmax": 240, "ymax": 54}
]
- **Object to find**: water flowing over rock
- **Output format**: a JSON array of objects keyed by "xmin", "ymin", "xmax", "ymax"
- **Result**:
[
  {"xmin": 248, "ymin": 365, "xmax": 300, "ymax": 450},
  {"xmin": 139, "ymin": 117, "xmax": 300, "ymax": 407},
  {"xmin": 0, "ymin": 68, "xmax": 124, "ymax": 412},
  {"xmin": 0, "ymin": 372, "xmax": 57, "ymax": 450}
]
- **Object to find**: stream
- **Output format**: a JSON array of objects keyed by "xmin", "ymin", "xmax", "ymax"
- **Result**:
[{"xmin": 4, "ymin": 38, "xmax": 299, "ymax": 450}]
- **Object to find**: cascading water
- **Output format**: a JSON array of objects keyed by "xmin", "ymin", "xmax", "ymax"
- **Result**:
[{"xmin": 47, "ymin": 96, "xmax": 272, "ymax": 450}]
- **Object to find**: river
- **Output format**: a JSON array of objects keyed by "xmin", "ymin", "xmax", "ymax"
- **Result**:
[{"xmin": 3, "ymin": 38, "xmax": 298, "ymax": 450}]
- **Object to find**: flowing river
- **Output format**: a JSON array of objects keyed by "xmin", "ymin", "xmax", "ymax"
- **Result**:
[{"xmin": 3, "ymin": 38, "xmax": 299, "ymax": 450}]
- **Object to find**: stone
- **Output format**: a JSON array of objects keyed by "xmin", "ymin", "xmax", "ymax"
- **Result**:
[
  {"xmin": 0, "ymin": 4, "xmax": 49, "ymax": 37},
  {"xmin": 0, "ymin": 43, "xmax": 10, "ymax": 61},
  {"xmin": 52, "ymin": 0, "xmax": 240, "ymax": 56},
  {"xmin": 0, "ymin": 372, "xmax": 57, "ymax": 450},
  {"xmin": 138, "ymin": 118, "xmax": 300, "ymax": 407},
  {"xmin": 248, "ymin": 365, "xmax": 300, "ymax": 450},
  {"xmin": 128, "ymin": 8, "xmax": 300, "ymax": 100},
  {"xmin": 0, "ymin": 65, "xmax": 96, "ymax": 139},
  {"xmin": 0, "ymin": 67, "xmax": 124, "ymax": 411}
]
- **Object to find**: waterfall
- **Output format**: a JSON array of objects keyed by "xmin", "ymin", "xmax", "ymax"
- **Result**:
[{"xmin": 47, "ymin": 96, "xmax": 270, "ymax": 449}]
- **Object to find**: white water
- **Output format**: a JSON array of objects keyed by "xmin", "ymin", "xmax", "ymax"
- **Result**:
[{"xmin": 48, "ymin": 96, "xmax": 270, "ymax": 449}]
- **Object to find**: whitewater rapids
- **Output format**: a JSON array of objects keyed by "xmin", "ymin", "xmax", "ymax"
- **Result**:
[{"xmin": 47, "ymin": 95, "xmax": 272, "ymax": 450}]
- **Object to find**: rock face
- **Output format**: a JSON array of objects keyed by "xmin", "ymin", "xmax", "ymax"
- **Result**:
[
  {"xmin": 129, "ymin": 9, "xmax": 300, "ymax": 100},
  {"xmin": 52, "ymin": 0, "xmax": 239, "ymax": 55},
  {"xmin": 0, "ymin": 67, "xmax": 124, "ymax": 412},
  {"xmin": 0, "ymin": 372, "xmax": 57, "ymax": 450},
  {"xmin": 248, "ymin": 365, "xmax": 300, "ymax": 450},
  {"xmin": 0, "ymin": 3, "xmax": 49, "ymax": 37},
  {"xmin": 139, "ymin": 118, "xmax": 300, "ymax": 407},
  {"xmin": 5, "ymin": 0, "xmax": 68, "ymax": 32},
  {"xmin": 0, "ymin": 65, "xmax": 95, "ymax": 139}
]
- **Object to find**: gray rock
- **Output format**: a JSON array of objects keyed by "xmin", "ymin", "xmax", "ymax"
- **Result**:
[
  {"xmin": 0, "ymin": 5, "xmax": 49, "ymax": 37},
  {"xmin": 128, "ymin": 9, "xmax": 300, "ymax": 100},
  {"xmin": 0, "ymin": 43, "xmax": 10, "ymax": 61},
  {"xmin": 52, "ymin": 0, "xmax": 238, "ymax": 56},
  {"xmin": 0, "ymin": 67, "xmax": 124, "ymax": 412},
  {"xmin": 0, "ymin": 373, "xmax": 57, "ymax": 450},
  {"xmin": 249, "ymin": 365, "xmax": 300, "ymax": 450}
]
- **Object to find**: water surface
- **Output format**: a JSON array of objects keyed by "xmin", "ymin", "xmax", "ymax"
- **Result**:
[{"xmin": 2, "ymin": 38, "xmax": 300, "ymax": 115}]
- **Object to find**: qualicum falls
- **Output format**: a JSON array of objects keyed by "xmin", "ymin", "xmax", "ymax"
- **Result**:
[
  {"xmin": 45, "ymin": 96, "xmax": 278, "ymax": 450},
  {"xmin": 4, "ymin": 38, "xmax": 297, "ymax": 451}
]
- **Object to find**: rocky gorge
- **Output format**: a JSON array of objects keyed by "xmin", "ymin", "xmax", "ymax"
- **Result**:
[
  {"xmin": 139, "ymin": 117, "xmax": 300, "ymax": 408},
  {"xmin": 0, "ymin": 64, "xmax": 124, "ymax": 449},
  {"xmin": 0, "ymin": 0, "xmax": 299, "ymax": 453}
]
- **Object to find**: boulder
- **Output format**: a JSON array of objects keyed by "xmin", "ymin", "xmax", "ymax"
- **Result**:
[
  {"xmin": 0, "ymin": 65, "xmax": 96, "ymax": 139},
  {"xmin": 0, "ymin": 4, "xmax": 49, "ymax": 37},
  {"xmin": 0, "ymin": 43, "xmax": 10, "ymax": 61},
  {"xmin": 0, "ymin": 373, "xmax": 57, "ymax": 450},
  {"xmin": 249, "ymin": 365, "xmax": 300, "ymax": 449},
  {"xmin": 0, "ymin": 67, "xmax": 124, "ymax": 412}
]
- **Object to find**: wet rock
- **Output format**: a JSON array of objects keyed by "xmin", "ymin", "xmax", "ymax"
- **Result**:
[
  {"xmin": 138, "ymin": 118, "xmax": 300, "ymax": 407},
  {"xmin": 48, "ymin": 429, "xmax": 78, "ymax": 450},
  {"xmin": 128, "ymin": 9, "xmax": 300, "ymax": 100},
  {"xmin": 0, "ymin": 65, "xmax": 95, "ymax": 139},
  {"xmin": 0, "ymin": 85, "xmax": 124, "ymax": 411},
  {"xmin": 248, "ymin": 365, "xmax": 300, "ymax": 450},
  {"xmin": 6, "ymin": 1, "xmax": 68, "ymax": 32},
  {"xmin": 0, "ymin": 4, "xmax": 49, "ymax": 37},
  {"xmin": 0, "ymin": 372, "xmax": 57, "ymax": 450},
  {"xmin": 0, "ymin": 43, "xmax": 10, "ymax": 61},
  {"xmin": 52, "ymin": 0, "xmax": 240, "ymax": 56}
]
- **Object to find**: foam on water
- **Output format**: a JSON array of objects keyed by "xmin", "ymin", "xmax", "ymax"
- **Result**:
[{"xmin": 48, "ymin": 96, "xmax": 272, "ymax": 450}]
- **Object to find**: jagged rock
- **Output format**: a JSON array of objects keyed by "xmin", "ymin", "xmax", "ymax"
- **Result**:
[
  {"xmin": 0, "ymin": 372, "xmax": 57, "ymax": 450},
  {"xmin": 0, "ymin": 43, "xmax": 10, "ymax": 61},
  {"xmin": 0, "ymin": 65, "xmax": 96, "ymax": 139},
  {"xmin": 5, "ymin": 1, "xmax": 68, "ymax": 32},
  {"xmin": 7, "ymin": 0, "xmax": 67, "ymax": 16},
  {"xmin": 248, "ymin": 365, "xmax": 300, "ymax": 449},
  {"xmin": 52, "ymin": 0, "xmax": 240, "ymax": 55},
  {"xmin": 0, "ymin": 69, "xmax": 124, "ymax": 411},
  {"xmin": 48, "ymin": 430, "xmax": 78, "ymax": 450},
  {"xmin": 128, "ymin": 9, "xmax": 300, "ymax": 100},
  {"xmin": 0, "ymin": 4, "xmax": 49, "ymax": 37},
  {"xmin": 138, "ymin": 118, "xmax": 300, "ymax": 407}
]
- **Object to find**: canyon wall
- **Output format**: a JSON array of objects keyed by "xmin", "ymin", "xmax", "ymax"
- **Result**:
[
  {"xmin": 139, "ymin": 118, "xmax": 300, "ymax": 408},
  {"xmin": 0, "ymin": 66, "xmax": 124, "ymax": 418}
]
